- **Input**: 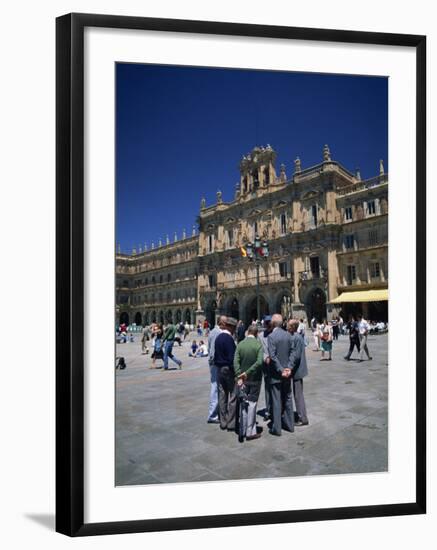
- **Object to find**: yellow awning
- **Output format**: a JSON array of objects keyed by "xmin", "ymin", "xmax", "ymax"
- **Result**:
[{"xmin": 330, "ymin": 289, "xmax": 388, "ymax": 304}]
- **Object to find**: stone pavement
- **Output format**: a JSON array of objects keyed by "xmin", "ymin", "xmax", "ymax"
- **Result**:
[{"xmin": 115, "ymin": 331, "xmax": 388, "ymax": 486}]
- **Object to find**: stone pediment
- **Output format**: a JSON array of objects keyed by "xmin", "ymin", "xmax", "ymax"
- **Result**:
[
  {"xmin": 272, "ymin": 200, "xmax": 288, "ymax": 209},
  {"xmin": 224, "ymin": 216, "xmax": 237, "ymax": 224},
  {"xmin": 247, "ymin": 208, "xmax": 262, "ymax": 217}
]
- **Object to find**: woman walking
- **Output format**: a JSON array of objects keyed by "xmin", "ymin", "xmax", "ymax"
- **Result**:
[
  {"xmin": 150, "ymin": 323, "xmax": 164, "ymax": 368},
  {"xmin": 320, "ymin": 320, "xmax": 333, "ymax": 361}
]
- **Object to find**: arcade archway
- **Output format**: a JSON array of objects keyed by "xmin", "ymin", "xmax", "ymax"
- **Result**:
[
  {"xmin": 205, "ymin": 300, "xmax": 217, "ymax": 327},
  {"xmin": 305, "ymin": 287, "xmax": 327, "ymax": 323},
  {"xmin": 134, "ymin": 312, "xmax": 142, "ymax": 326},
  {"xmin": 119, "ymin": 312, "xmax": 129, "ymax": 326},
  {"xmin": 245, "ymin": 295, "xmax": 269, "ymax": 325}
]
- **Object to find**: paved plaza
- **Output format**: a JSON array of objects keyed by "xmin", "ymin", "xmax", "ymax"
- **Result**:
[{"xmin": 115, "ymin": 331, "xmax": 388, "ymax": 486}]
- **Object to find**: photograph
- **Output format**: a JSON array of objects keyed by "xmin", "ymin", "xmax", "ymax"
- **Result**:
[{"xmin": 114, "ymin": 63, "xmax": 389, "ymax": 486}]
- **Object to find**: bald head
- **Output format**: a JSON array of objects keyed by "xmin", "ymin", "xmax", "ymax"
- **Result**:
[
  {"xmin": 247, "ymin": 325, "xmax": 258, "ymax": 337},
  {"xmin": 271, "ymin": 314, "xmax": 283, "ymax": 328},
  {"xmin": 287, "ymin": 319, "xmax": 299, "ymax": 333}
]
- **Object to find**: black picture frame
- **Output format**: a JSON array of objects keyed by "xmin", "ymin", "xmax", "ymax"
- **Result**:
[{"xmin": 56, "ymin": 12, "xmax": 426, "ymax": 537}]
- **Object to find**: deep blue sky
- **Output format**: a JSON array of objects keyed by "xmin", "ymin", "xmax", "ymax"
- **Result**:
[{"xmin": 116, "ymin": 63, "xmax": 387, "ymax": 253}]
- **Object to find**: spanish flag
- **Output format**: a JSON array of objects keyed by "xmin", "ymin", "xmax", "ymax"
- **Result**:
[{"xmin": 240, "ymin": 246, "xmax": 247, "ymax": 257}]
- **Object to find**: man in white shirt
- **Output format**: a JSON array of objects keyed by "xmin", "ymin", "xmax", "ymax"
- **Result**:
[
  {"xmin": 358, "ymin": 315, "xmax": 372, "ymax": 361},
  {"xmin": 196, "ymin": 341, "xmax": 208, "ymax": 357}
]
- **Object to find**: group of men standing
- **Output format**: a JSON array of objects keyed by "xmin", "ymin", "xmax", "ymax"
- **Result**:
[{"xmin": 207, "ymin": 314, "xmax": 309, "ymax": 441}]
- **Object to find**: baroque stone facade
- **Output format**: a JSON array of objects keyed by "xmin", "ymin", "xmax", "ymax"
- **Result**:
[{"xmin": 115, "ymin": 145, "xmax": 388, "ymax": 327}]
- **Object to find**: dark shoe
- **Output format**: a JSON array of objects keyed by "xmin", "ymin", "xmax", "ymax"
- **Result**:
[
  {"xmin": 220, "ymin": 425, "xmax": 227, "ymax": 430},
  {"xmin": 246, "ymin": 434, "xmax": 262, "ymax": 441},
  {"xmin": 227, "ymin": 427, "xmax": 236, "ymax": 432},
  {"xmin": 344, "ymin": 357, "xmax": 350, "ymax": 361},
  {"xmin": 269, "ymin": 429, "xmax": 281, "ymax": 437},
  {"xmin": 207, "ymin": 419, "xmax": 220, "ymax": 424},
  {"xmin": 295, "ymin": 419, "xmax": 309, "ymax": 426},
  {"xmin": 178, "ymin": 363, "xmax": 183, "ymax": 370},
  {"xmin": 368, "ymin": 357, "xmax": 373, "ymax": 360}
]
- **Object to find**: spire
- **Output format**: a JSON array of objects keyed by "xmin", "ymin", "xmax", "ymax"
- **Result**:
[
  {"xmin": 151, "ymin": 241, "xmax": 155, "ymax": 250},
  {"xmin": 235, "ymin": 182, "xmax": 240, "ymax": 200},
  {"xmin": 158, "ymin": 238, "xmax": 162, "ymax": 247},
  {"xmin": 174, "ymin": 231, "xmax": 178, "ymax": 242},
  {"xmin": 279, "ymin": 163, "xmax": 287, "ymax": 182},
  {"xmin": 216, "ymin": 190, "xmax": 222, "ymax": 204},
  {"xmin": 201, "ymin": 197, "xmax": 206, "ymax": 209},
  {"xmin": 192, "ymin": 225, "xmax": 196, "ymax": 236},
  {"xmin": 355, "ymin": 168, "xmax": 361, "ymax": 181},
  {"xmin": 144, "ymin": 242, "xmax": 148, "ymax": 251},
  {"xmin": 166, "ymin": 234, "xmax": 170, "ymax": 245},
  {"xmin": 379, "ymin": 159, "xmax": 385, "ymax": 175},
  {"xmin": 132, "ymin": 246, "xmax": 136, "ymax": 255},
  {"xmin": 323, "ymin": 144, "xmax": 331, "ymax": 161},
  {"xmin": 182, "ymin": 228, "xmax": 186, "ymax": 239},
  {"xmin": 138, "ymin": 244, "xmax": 142, "ymax": 253},
  {"xmin": 294, "ymin": 157, "xmax": 301, "ymax": 174}
]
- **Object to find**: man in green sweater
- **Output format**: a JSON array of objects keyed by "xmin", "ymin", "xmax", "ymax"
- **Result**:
[
  {"xmin": 234, "ymin": 325, "xmax": 264, "ymax": 441},
  {"xmin": 162, "ymin": 323, "xmax": 182, "ymax": 370}
]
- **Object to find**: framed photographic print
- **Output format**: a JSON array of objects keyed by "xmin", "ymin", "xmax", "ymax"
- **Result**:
[{"xmin": 56, "ymin": 12, "xmax": 426, "ymax": 536}]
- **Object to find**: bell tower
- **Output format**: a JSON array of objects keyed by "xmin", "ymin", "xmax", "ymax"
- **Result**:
[{"xmin": 239, "ymin": 145, "xmax": 277, "ymax": 196}]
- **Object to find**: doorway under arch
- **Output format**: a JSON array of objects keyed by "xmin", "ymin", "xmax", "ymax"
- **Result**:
[
  {"xmin": 119, "ymin": 312, "xmax": 129, "ymax": 326},
  {"xmin": 228, "ymin": 297, "xmax": 239, "ymax": 320},
  {"xmin": 305, "ymin": 287, "xmax": 327, "ymax": 323},
  {"xmin": 245, "ymin": 295, "xmax": 269, "ymax": 325},
  {"xmin": 175, "ymin": 309, "xmax": 182, "ymax": 323},
  {"xmin": 184, "ymin": 309, "xmax": 191, "ymax": 324},
  {"xmin": 134, "ymin": 311, "xmax": 142, "ymax": 326},
  {"xmin": 205, "ymin": 300, "xmax": 217, "ymax": 327}
]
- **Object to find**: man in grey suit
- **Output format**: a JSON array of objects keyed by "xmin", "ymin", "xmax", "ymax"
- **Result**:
[
  {"xmin": 267, "ymin": 314, "xmax": 294, "ymax": 436},
  {"xmin": 288, "ymin": 319, "xmax": 309, "ymax": 426},
  {"xmin": 206, "ymin": 315, "xmax": 227, "ymax": 424}
]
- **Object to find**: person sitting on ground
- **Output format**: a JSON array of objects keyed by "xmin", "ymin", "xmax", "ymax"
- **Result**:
[
  {"xmin": 189, "ymin": 340, "xmax": 198, "ymax": 357},
  {"xmin": 196, "ymin": 340, "xmax": 209, "ymax": 357}
]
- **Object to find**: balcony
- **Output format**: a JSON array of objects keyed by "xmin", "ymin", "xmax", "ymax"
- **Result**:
[
  {"xmin": 336, "ymin": 174, "xmax": 388, "ymax": 197},
  {"xmin": 298, "ymin": 267, "xmax": 328, "ymax": 282},
  {"xmin": 211, "ymin": 272, "xmax": 293, "ymax": 291}
]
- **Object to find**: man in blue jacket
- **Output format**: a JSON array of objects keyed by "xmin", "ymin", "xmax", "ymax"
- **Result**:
[{"xmin": 214, "ymin": 317, "xmax": 238, "ymax": 431}]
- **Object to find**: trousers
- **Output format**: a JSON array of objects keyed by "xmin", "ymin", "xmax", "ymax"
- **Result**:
[
  {"xmin": 163, "ymin": 340, "xmax": 182, "ymax": 369},
  {"xmin": 269, "ymin": 378, "xmax": 294, "ymax": 435},
  {"xmin": 207, "ymin": 364, "xmax": 219, "ymax": 421},
  {"xmin": 359, "ymin": 334, "xmax": 371, "ymax": 360},
  {"xmin": 345, "ymin": 339, "xmax": 360, "ymax": 359},
  {"xmin": 293, "ymin": 378, "xmax": 308, "ymax": 423},
  {"xmin": 218, "ymin": 366, "xmax": 237, "ymax": 430},
  {"xmin": 239, "ymin": 381, "xmax": 261, "ymax": 437}
]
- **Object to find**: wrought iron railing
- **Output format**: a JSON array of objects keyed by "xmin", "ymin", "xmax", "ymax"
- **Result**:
[{"xmin": 298, "ymin": 267, "xmax": 328, "ymax": 282}]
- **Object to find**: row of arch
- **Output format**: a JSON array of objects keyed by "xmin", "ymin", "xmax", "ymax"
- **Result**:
[
  {"xmin": 119, "ymin": 308, "xmax": 193, "ymax": 327},
  {"xmin": 204, "ymin": 287, "xmax": 327, "ymax": 326}
]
